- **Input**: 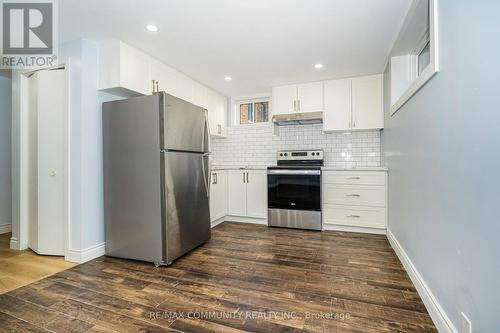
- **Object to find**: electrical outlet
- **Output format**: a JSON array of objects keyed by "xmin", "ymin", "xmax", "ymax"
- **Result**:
[{"xmin": 461, "ymin": 312, "xmax": 472, "ymax": 333}]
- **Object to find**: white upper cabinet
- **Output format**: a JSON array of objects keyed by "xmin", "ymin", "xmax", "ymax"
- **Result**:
[
  {"xmin": 296, "ymin": 82, "xmax": 323, "ymax": 113},
  {"xmin": 272, "ymin": 82, "xmax": 324, "ymax": 115},
  {"xmin": 99, "ymin": 40, "xmax": 151, "ymax": 96},
  {"xmin": 206, "ymin": 90, "xmax": 227, "ymax": 137},
  {"xmin": 323, "ymin": 74, "xmax": 383, "ymax": 132},
  {"xmin": 323, "ymin": 78, "xmax": 351, "ymax": 131},
  {"xmin": 272, "ymin": 85, "xmax": 298, "ymax": 115},
  {"xmin": 100, "ymin": 40, "xmax": 228, "ymax": 137},
  {"xmin": 352, "ymin": 75, "xmax": 384, "ymax": 130}
]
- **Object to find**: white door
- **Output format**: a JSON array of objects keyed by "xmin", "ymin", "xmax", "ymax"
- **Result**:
[
  {"xmin": 245, "ymin": 170, "xmax": 267, "ymax": 219},
  {"xmin": 323, "ymin": 78, "xmax": 352, "ymax": 131},
  {"xmin": 297, "ymin": 82, "xmax": 323, "ymax": 113},
  {"xmin": 227, "ymin": 170, "xmax": 247, "ymax": 216},
  {"xmin": 272, "ymin": 85, "xmax": 297, "ymax": 115},
  {"xmin": 29, "ymin": 70, "xmax": 66, "ymax": 255},
  {"xmin": 210, "ymin": 171, "xmax": 226, "ymax": 221},
  {"xmin": 351, "ymin": 75, "xmax": 383, "ymax": 130}
]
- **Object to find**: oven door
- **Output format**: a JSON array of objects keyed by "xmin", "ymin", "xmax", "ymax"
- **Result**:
[{"xmin": 267, "ymin": 170, "xmax": 321, "ymax": 211}]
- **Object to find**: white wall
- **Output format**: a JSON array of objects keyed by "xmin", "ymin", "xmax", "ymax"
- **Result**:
[
  {"xmin": 10, "ymin": 39, "xmax": 123, "ymax": 261},
  {"xmin": 213, "ymin": 123, "xmax": 380, "ymax": 168},
  {"xmin": 382, "ymin": 0, "xmax": 500, "ymax": 331},
  {"xmin": 0, "ymin": 76, "xmax": 12, "ymax": 234},
  {"xmin": 59, "ymin": 39, "xmax": 123, "ymax": 253}
]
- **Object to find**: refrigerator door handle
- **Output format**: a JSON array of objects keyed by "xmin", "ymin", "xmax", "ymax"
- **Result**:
[{"xmin": 201, "ymin": 154, "xmax": 209, "ymax": 199}]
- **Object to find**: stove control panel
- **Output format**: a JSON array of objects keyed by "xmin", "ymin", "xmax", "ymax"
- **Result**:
[{"xmin": 276, "ymin": 150, "xmax": 324, "ymax": 161}]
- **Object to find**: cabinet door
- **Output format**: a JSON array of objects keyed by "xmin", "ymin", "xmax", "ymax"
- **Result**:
[
  {"xmin": 323, "ymin": 78, "xmax": 352, "ymax": 131},
  {"xmin": 119, "ymin": 43, "xmax": 151, "ymax": 95},
  {"xmin": 272, "ymin": 85, "xmax": 297, "ymax": 115},
  {"xmin": 227, "ymin": 170, "xmax": 247, "ymax": 216},
  {"xmin": 297, "ymin": 82, "xmax": 323, "ymax": 113},
  {"xmin": 351, "ymin": 75, "xmax": 383, "ymax": 130},
  {"xmin": 245, "ymin": 171, "xmax": 267, "ymax": 219},
  {"xmin": 210, "ymin": 171, "xmax": 226, "ymax": 221},
  {"xmin": 212, "ymin": 93, "xmax": 227, "ymax": 136}
]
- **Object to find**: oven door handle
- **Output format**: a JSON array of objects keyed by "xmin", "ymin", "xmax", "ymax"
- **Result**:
[{"xmin": 267, "ymin": 170, "xmax": 321, "ymax": 175}]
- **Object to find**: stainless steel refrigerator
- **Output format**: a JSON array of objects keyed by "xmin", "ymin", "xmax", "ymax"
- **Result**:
[{"xmin": 103, "ymin": 92, "xmax": 211, "ymax": 266}]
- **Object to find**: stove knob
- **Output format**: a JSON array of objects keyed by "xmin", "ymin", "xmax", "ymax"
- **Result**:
[
  {"xmin": 279, "ymin": 153, "xmax": 283, "ymax": 157},
  {"xmin": 284, "ymin": 153, "xmax": 288, "ymax": 157}
]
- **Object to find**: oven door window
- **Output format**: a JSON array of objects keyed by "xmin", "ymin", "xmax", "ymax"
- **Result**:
[{"xmin": 268, "ymin": 174, "xmax": 321, "ymax": 211}]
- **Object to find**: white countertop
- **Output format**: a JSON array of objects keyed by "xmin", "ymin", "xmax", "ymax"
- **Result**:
[
  {"xmin": 321, "ymin": 167, "xmax": 388, "ymax": 172},
  {"xmin": 212, "ymin": 165, "xmax": 268, "ymax": 170},
  {"xmin": 212, "ymin": 165, "xmax": 388, "ymax": 171}
]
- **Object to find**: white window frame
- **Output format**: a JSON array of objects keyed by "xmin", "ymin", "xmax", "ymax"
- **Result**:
[
  {"xmin": 390, "ymin": 0, "xmax": 439, "ymax": 116},
  {"xmin": 232, "ymin": 94, "xmax": 271, "ymax": 126}
]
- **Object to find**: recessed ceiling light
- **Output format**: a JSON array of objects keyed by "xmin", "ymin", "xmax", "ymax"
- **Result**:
[
  {"xmin": 314, "ymin": 63, "xmax": 323, "ymax": 69},
  {"xmin": 224, "ymin": 76, "xmax": 232, "ymax": 81},
  {"xmin": 145, "ymin": 24, "xmax": 159, "ymax": 32}
]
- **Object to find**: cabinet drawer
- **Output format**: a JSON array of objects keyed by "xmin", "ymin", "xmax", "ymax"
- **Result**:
[
  {"xmin": 323, "ymin": 204, "xmax": 385, "ymax": 229},
  {"xmin": 323, "ymin": 171, "xmax": 385, "ymax": 185},
  {"xmin": 324, "ymin": 184, "xmax": 385, "ymax": 207}
]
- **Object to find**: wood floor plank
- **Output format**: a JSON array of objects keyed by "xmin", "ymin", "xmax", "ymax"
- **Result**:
[
  {"xmin": 0, "ymin": 312, "xmax": 51, "ymax": 333},
  {"xmin": 2, "ymin": 222, "xmax": 437, "ymax": 332}
]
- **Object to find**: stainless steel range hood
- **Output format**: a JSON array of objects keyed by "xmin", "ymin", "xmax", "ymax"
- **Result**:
[{"xmin": 272, "ymin": 112, "xmax": 323, "ymax": 126}]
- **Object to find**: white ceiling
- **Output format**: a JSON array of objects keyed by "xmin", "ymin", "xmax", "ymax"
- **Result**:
[{"xmin": 59, "ymin": 0, "xmax": 412, "ymax": 97}]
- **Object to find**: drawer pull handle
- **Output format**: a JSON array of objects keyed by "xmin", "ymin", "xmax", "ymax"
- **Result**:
[
  {"xmin": 347, "ymin": 215, "xmax": 361, "ymax": 218},
  {"xmin": 346, "ymin": 194, "xmax": 361, "ymax": 197},
  {"xmin": 348, "ymin": 177, "xmax": 361, "ymax": 180}
]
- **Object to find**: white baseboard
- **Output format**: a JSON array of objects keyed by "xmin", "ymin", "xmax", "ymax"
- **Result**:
[
  {"xmin": 225, "ymin": 215, "xmax": 267, "ymax": 225},
  {"xmin": 66, "ymin": 242, "xmax": 105, "ymax": 264},
  {"xmin": 9, "ymin": 236, "xmax": 19, "ymax": 250},
  {"xmin": 211, "ymin": 217, "xmax": 225, "ymax": 228},
  {"xmin": 0, "ymin": 223, "xmax": 12, "ymax": 234},
  {"xmin": 386, "ymin": 229, "xmax": 457, "ymax": 333},
  {"xmin": 323, "ymin": 224, "xmax": 386, "ymax": 235}
]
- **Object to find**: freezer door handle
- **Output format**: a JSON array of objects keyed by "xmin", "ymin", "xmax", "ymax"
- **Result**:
[{"xmin": 202, "ymin": 109, "xmax": 211, "ymax": 155}]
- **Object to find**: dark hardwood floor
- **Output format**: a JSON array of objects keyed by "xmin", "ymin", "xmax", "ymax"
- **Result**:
[{"xmin": 0, "ymin": 222, "xmax": 437, "ymax": 332}]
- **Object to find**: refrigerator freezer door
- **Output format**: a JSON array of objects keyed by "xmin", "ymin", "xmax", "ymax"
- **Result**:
[
  {"xmin": 163, "ymin": 151, "xmax": 211, "ymax": 263},
  {"xmin": 161, "ymin": 93, "xmax": 207, "ymax": 153},
  {"xmin": 103, "ymin": 94, "xmax": 164, "ymax": 264}
]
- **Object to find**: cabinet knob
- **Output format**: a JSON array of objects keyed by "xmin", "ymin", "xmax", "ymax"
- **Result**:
[{"xmin": 49, "ymin": 171, "xmax": 57, "ymax": 177}]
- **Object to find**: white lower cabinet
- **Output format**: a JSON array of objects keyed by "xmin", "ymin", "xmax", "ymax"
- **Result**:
[
  {"xmin": 245, "ymin": 171, "xmax": 268, "ymax": 218},
  {"xmin": 323, "ymin": 204, "xmax": 386, "ymax": 229},
  {"xmin": 227, "ymin": 170, "xmax": 267, "ymax": 219},
  {"xmin": 227, "ymin": 170, "xmax": 247, "ymax": 217},
  {"xmin": 210, "ymin": 170, "xmax": 226, "ymax": 222},
  {"xmin": 323, "ymin": 170, "xmax": 387, "ymax": 232}
]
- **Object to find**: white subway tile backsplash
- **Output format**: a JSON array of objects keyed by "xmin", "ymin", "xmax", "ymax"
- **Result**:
[{"xmin": 212, "ymin": 123, "xmax": 381, "ymax": 168}]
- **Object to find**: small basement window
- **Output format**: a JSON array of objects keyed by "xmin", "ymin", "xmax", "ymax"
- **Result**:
[{"xmin": 237, "ymin": 100, "xmax": 269, "ymax": 125}]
